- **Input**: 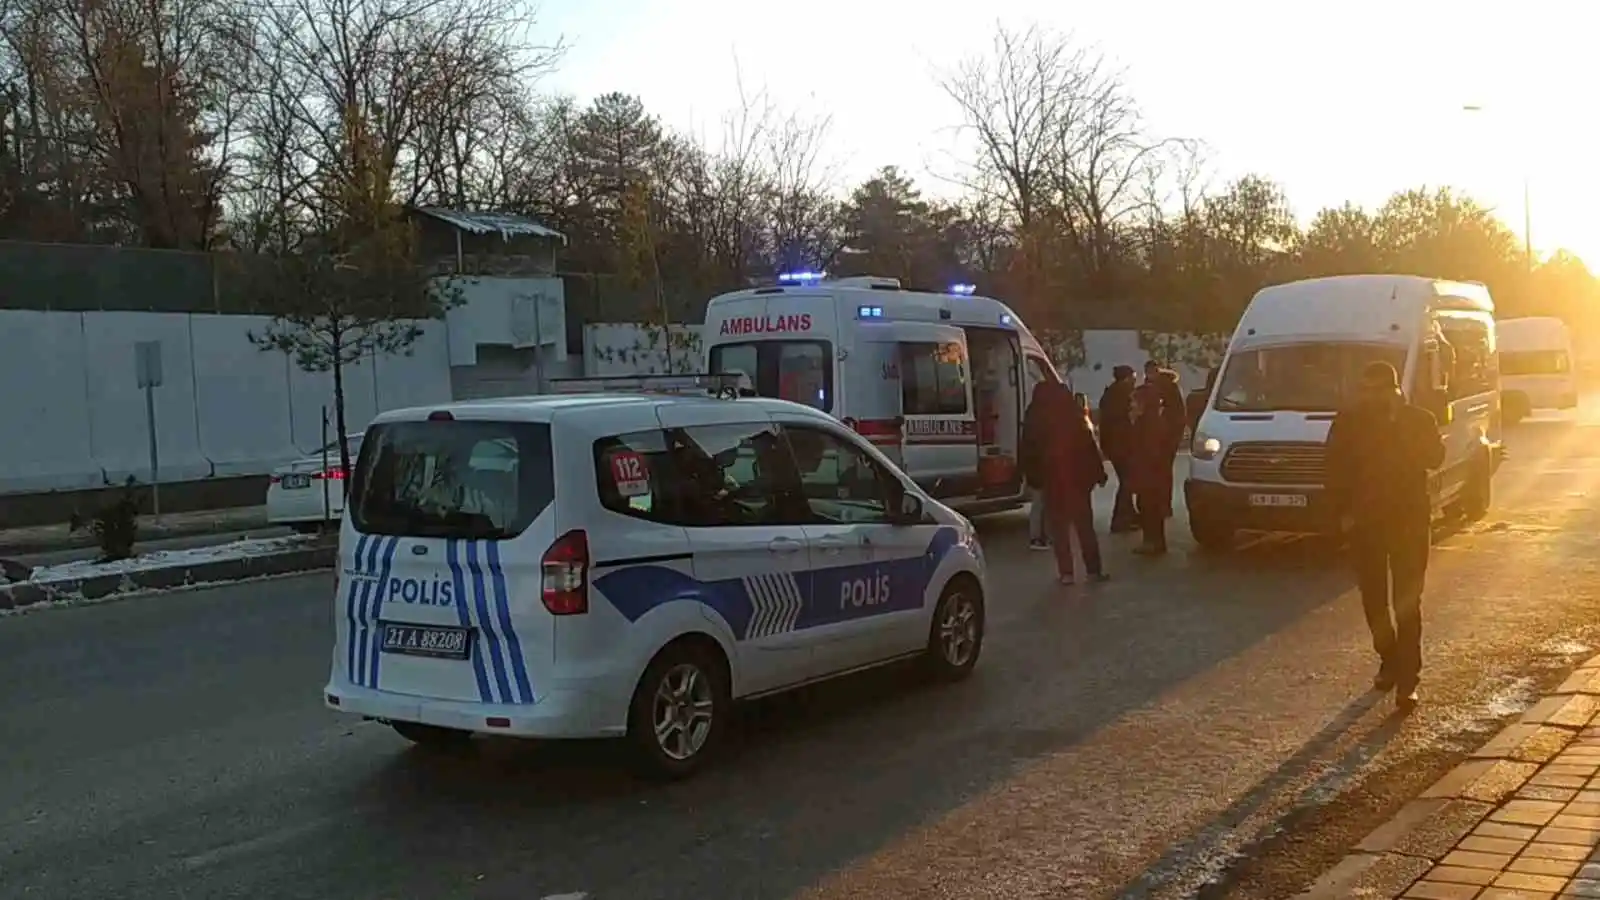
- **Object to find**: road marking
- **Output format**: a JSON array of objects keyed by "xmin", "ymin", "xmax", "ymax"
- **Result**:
[
  {"xmin": 540, "ymin": 894, "xmax": 589, "ymax": 900},
  {"xmin": 180, "ymin": 817, "xmax": 339, "ymax": 871}
]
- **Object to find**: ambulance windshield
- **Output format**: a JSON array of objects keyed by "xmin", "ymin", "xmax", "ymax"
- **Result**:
[
  {"xmin": 349, "ymin": 420, "xmax": 553, "ymax": 539},
  {"xmin": 709, "ymin": 340, "xmax": 832, "ymax": 411}
]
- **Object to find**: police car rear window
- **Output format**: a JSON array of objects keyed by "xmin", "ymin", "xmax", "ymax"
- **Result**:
[{"xmin": 348, "ymin": 421, "xmax": 553, "ymax": 539}]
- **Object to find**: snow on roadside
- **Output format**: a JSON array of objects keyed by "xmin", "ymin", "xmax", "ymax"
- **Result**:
[
  {"xmin": 24, "ymin": 535, "xmax": 322, "ymax": 584},
  {"xmin": 0, "ymin": 568, "xmax": 326, "ymax": 617}
]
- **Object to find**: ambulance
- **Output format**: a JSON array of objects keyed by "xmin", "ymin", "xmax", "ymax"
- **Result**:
[{"xmin": 701, "ymin": 274, "xmax": 1065, "ymax": 515}]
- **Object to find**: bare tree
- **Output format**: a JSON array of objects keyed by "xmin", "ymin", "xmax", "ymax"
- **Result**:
[
  {"xmin": 761, "ymin": 106, "xmax": 842, "ymax": 274},
  {"xmin": 240, "ymin": 0, "xmax": 559, "ymax": 234},
  {"xmin": 939, "ymin": 24, "xmax": 1175, "ymax": 306},
  {"xmin": 248, "ymin": 109, "xmax": 466, "ymax": 481},
  {"xmin": 56, "ymin": 0, "xmax": 251, "ymax": 248}
]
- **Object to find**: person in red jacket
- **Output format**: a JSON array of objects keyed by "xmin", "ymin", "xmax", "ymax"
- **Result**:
[{"xmin": 1021, "ymin": 382, "xmax": 1110, "ymax": 584}]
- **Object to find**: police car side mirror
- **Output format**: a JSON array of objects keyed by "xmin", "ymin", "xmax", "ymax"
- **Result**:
[{"xmin": 892, "ymin": 492, "xmax": 925, "ymax": 526}]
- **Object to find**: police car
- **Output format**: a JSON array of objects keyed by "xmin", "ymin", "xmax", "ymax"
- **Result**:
[{"xmin": 324, "ymin": 375, "xmax": 989, "ymax": 778}]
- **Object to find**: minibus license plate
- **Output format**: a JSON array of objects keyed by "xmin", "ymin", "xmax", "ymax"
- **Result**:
[
  {"xmin": 1249, "ymin": 493, "xmax": 1307, "ymax": 508},
  {"xmin": 382, "ymin": 623, "xmax": 470, "ymax": 659},
  {"xmin": 281, "ymin": 473, "xmax": 312, "ymax": 490}
]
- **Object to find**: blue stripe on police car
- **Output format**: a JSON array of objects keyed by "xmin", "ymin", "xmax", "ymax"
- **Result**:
[
  {"xmin": 342, "ymin": 537, "xmax": 534, "ymax": 704},
  {"xmin": 594, "ymin": 526, "xmax": 961, "ymax": 641},
  {"xmin": 445, "ymin": 538, "xmax": 495, "ymax": 704}
]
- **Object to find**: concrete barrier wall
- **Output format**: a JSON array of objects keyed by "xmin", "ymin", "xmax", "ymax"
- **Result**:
[
  {"xmin": 579, "ymin": 323, "xmax": 1225, "ymax": 404},
  {"xmin": 0, "ymin": 311, "xmax": 451, "ymax": 494}
]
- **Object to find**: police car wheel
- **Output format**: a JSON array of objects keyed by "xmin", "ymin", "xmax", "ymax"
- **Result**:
[
  {"xmin": 924, "ymin": 579, "xmax": 984, "ymax": 681},
  {"xmin": 628, "ymin": 641, "xmax": 729, "ymax": 779},
  {"xmin": 391, "ymin": 721, "xmax": 472, "ymax": 749}
]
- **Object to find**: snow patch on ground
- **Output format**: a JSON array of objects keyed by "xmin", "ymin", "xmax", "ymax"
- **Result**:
[
  {"xmin": 1539, "ymin": 637, "xmax": 1594, "ymax": 657},
  {"xmin": 25, "ymin": 536, "xmax": 318, "ymax": 584},
  {"xmin": 0, "ymin": 569, "xmax": 325, "ymax": 617},
  {"xmin": 1424, "ymin": 675, "xmax": 1540, "ymax": 745}
]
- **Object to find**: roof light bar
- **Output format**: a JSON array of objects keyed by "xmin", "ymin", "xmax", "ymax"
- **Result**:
[{"xmin": 778, "ymin": 271, "xmax": 827, "ymax": 285}]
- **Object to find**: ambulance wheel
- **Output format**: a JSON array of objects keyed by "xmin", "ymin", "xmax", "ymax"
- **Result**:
[
  {"xmin": 627, "ymin": 638, "xmax": 730, "ymax": 780},
  {"xmin": 923, "ymin": 577, "xmax": 984, "ymax": 681},
  {"xmin": 391, "ymin": 721, "xmax": 472, "ymax": 749}
]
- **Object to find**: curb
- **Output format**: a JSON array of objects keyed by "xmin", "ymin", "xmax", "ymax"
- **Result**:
[
  {"xmin": 1297, "ymin": 655, "xmax": 1600, "ymax": 899},
  {"xmin": 0, "ymin": 542, "xmax": 336, "ymax": 611}
]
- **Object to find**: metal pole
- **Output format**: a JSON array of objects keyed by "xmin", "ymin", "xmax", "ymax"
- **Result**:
[
  {"xmin": 1524, "ymin": 176, "xmax": 1533, "ymax": 273},
  {"xmin": 144, "ymin": 383, "xmax": 160, "ymax": 520},
  {"xmin": 531, "ymin": 295, "xmax": 545, "ymax": 393},
  {"xmin": 321, "ymin": 405, "xmax": 331, "ymax": 526}
]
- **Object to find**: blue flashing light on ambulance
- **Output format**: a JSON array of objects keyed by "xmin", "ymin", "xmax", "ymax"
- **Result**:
[{"xmin": 702, "ymin": 274, "xmax": 1064, "ymax": 515}]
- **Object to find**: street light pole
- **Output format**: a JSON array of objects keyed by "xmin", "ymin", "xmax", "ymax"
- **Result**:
[{"xmin": 1463, "ymin": 104, "xmax": 1533, "ymax": 273}]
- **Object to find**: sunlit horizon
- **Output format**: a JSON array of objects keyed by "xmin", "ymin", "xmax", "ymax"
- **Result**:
[{"xmin": 539, "ymin": 0, "xmax": 1600, "ymax": 266}]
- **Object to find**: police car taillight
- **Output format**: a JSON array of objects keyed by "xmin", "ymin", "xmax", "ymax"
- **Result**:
[{"xmin": 541, "ymin": 529, "xmax": 589, "ymax": 615}]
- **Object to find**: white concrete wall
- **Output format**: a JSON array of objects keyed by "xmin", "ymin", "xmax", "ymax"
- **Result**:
[
  {"xmin": 583, "ymin": 323, "xmax": 705, "ymax": 375},
  {"xmin": 579, "ymin": 323, "xmax": 1224, "ymax": 405},
  {"xmin": 445, "ymin": 276, "xmax": 566, "ymax": 366},
  {"xmin": 0, "ymin": 305, "xmax": 1224, "ymax": 496},
  {"xmin": 0, "ymin": 310, "xmax": 452, "ymax": 495}
]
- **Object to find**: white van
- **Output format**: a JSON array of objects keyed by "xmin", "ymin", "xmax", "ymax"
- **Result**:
[
  {"xmin": 1186, "ymin": 275, "xmax": 1503, "ymax": 550},
  {"xmin": 1497, "ymin": 316, "xmax": 1576, "ymax": 424},
  {"xmin": 324, "ymin": 383, "xmax": 988, "ymax": 777},
  {"xmin": 701, "ymin": 274, "xmax": 1064, "ymax": 515}
]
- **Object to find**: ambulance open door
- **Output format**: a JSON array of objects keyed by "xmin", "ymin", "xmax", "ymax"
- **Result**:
[{"xmin": 857, "ymin": 322, "xmax": 980, "ymax": 502}]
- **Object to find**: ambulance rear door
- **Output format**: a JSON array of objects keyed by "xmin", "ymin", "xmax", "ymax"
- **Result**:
[
  {"xmin": 705, "ymin": 291, "xmax": 836, "ymax": 414},
  {"xmin": 862, "ymin": 321, "xmax": 979, "ymax": 502}
]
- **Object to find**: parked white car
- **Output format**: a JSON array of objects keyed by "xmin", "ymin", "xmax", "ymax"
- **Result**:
[{"xmin": 266, "ymin": 435, "xmax": 363, "ymax": 533}]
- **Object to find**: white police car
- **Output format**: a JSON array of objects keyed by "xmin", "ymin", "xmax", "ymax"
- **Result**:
[{"xmin": 324, "ymin": 375, "xmax": 988, "ymax": 777}]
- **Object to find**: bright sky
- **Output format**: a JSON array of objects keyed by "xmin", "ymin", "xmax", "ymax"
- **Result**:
[{"xmin": 541, "ymin": 0, "xmax": 1600, "ymax": 264}]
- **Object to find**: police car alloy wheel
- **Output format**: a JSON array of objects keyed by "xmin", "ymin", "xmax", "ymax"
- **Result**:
[
  {"xmin": 926, "ymin": 579, "xmax": 984, "ymax": 680},
  {"xmin": 628, "ymin": 642, "xmax": 729, "ymax": 779}
]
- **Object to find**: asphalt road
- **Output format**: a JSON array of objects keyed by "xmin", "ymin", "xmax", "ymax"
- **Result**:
[{"xmin": 6, "ymin": 414, "xmax": 1600, "ymax": 900}]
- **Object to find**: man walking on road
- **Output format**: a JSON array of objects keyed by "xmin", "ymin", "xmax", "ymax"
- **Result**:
[
  {"xmin": 1325, "ymin": 361, "xmax": 1445, "ymax": 712},
  {"xmin": 1098, "ymin": 365, "xmax": 1138, "ymax": 532}
]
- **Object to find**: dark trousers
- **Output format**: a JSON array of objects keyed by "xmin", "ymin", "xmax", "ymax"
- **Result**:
[
  {"xmin": 1047, "ymin": 488, "xmax": 1102, "ymax": 577},
  {"xmin": 1137, "ymin": 494, "xmax": 1166, "ymax": 548},
  {"xmin": 1351, "ymin": 514, "xmax": 1430, "ymax": 688},
  {"xmin": 1110, "ymin": 457, "xmax": 1137, "ymax": 526}
]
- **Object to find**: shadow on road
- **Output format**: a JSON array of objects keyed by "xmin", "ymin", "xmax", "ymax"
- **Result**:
[
  {"xmin": 307, "ymin": 509, "xmax": 1368, "ymax": 899},
  {"xmin": 1117, "ymin": 690, "xmax": 1406, "ymax": 898}
]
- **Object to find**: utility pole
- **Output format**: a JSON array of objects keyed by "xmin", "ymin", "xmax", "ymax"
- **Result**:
[{"xmin": 1463, "ymin": 104, "xmax": 1533, "ymax": 273}]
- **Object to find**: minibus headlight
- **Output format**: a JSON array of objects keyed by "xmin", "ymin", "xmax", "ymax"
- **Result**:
[{"xmin": 1192, "ymin": 433, "xmax": 1223, "ymax": 461}]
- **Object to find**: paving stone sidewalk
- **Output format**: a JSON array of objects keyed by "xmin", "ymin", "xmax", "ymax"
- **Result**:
[{"xmin": 1302, "ymin": 658, "xmax": 1600, "ymax": 899}]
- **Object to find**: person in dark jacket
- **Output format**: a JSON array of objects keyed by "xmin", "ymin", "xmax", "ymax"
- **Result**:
[
  {"xmin": 1098, "ymin": 365, "xmax": 1138, "ymax": 532},
  {"xmin": 1021, "ymin": 382, "xmax": 1110, "ymax": 584},
  {"xmin": 1129, "ymin": 376, "xmax": 1185, "ymax": 554},
  {"xmin": 1325, "ymin": 361, "xmax": 1445, "ymax": 712}
]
